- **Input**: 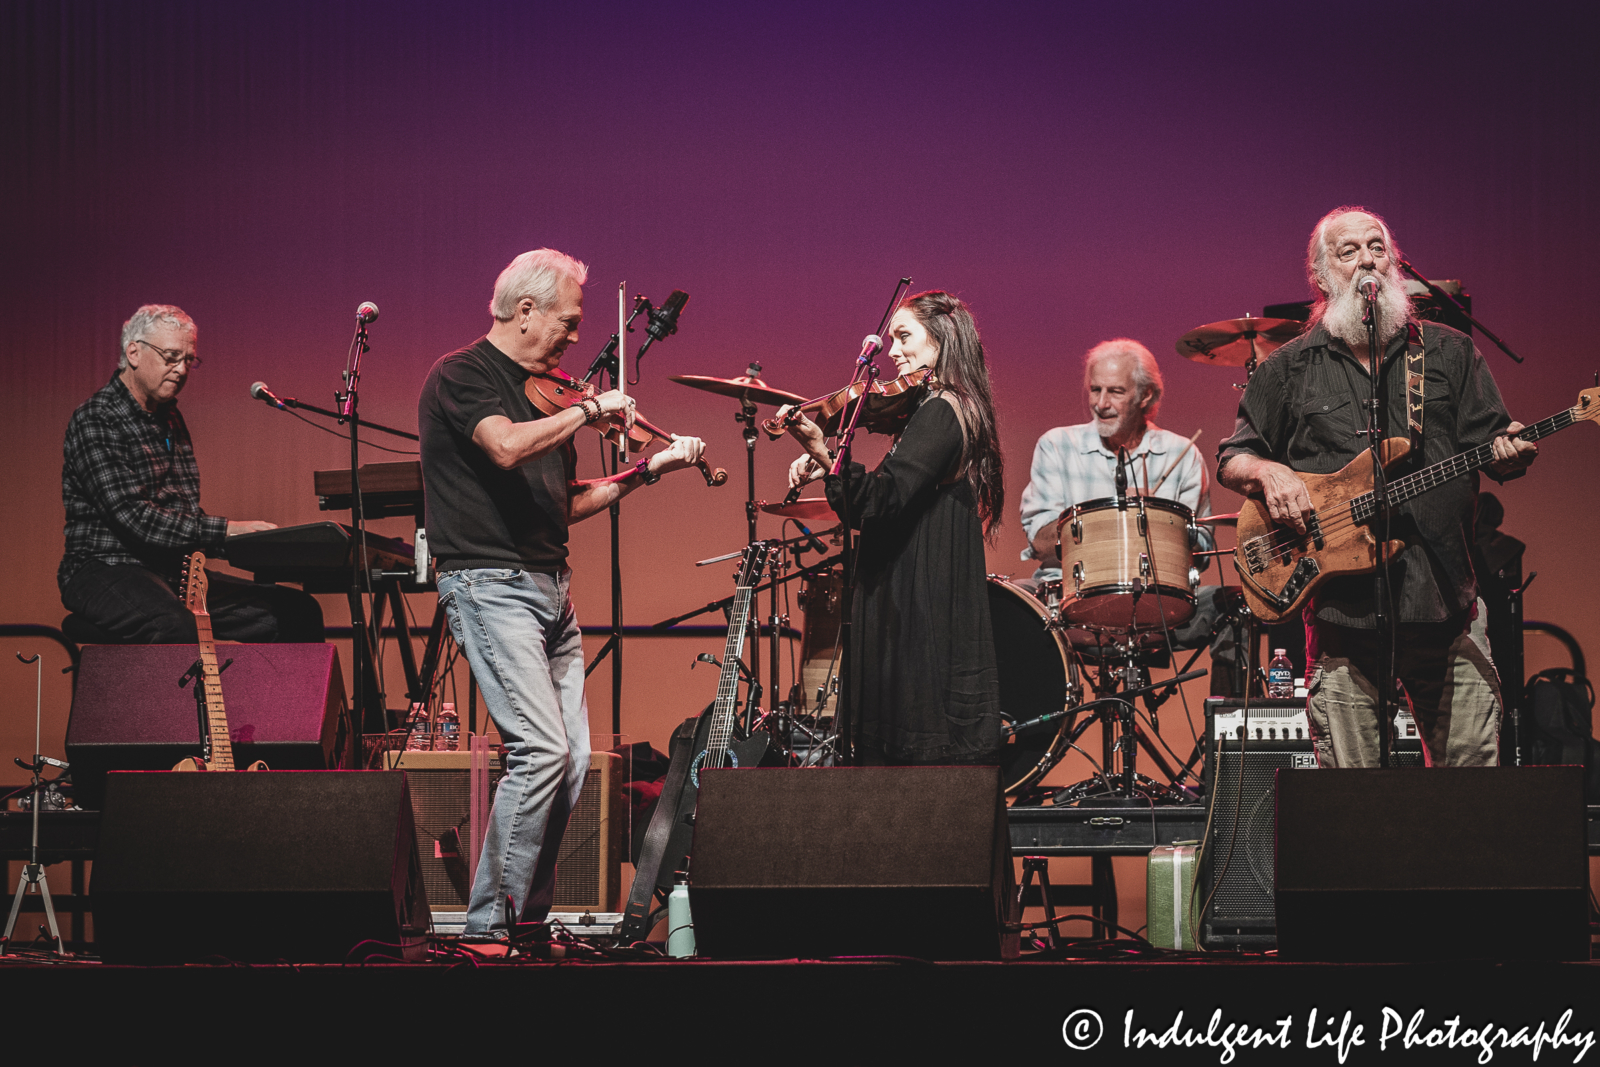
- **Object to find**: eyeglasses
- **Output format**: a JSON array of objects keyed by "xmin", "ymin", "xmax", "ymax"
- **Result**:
[{"xmin": 135, "ymin": 338, "xmax": 203, "ymax": 368}]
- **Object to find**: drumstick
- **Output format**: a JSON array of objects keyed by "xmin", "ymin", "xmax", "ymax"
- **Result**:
[{"xmin": 1149, "ymin": 429, "xmax": 1203, "ymax": 496}]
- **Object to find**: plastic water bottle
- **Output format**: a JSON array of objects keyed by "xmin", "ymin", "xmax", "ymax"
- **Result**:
[
  {"xmin": 435, "ymin": 703, "xmax": 460, "ymax": 751},
  {"xmin": 667, "ymin": 872, "xmax": 695, "ymax": 957},
  {"xmin": 404, "ymin": 704, "xmax": 432, "ymax": 751},
  {"xmin": 1267, "ymin": 649, "xmax": 1295, "ymax": 699}
]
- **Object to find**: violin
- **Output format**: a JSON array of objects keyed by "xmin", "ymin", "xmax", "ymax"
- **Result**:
[
  {"xmin": 525, "ymin": 368, "xmax": 728, "ymax": 487},
  {"xmin": 760, "ymin": 367, "xmax": 939, "ymax": 441}
]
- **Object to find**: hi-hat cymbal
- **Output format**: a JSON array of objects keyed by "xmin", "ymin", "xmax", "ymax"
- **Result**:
[
  {"xmin": 669, "ymin": 374, "xmax": 807, "ymax": 407},
  {"xmin": 759, "ymin": 497, "xmax": 837, "ymax": 523},
  {"xmin": 1176, "ymin": 316, "xmax": 1302, "ymax": 367}
]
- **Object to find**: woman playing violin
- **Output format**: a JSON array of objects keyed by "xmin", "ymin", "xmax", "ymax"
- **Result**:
[{"xmin": 778, "ymin": 290, "xmax": 1004, "ymax": 765}]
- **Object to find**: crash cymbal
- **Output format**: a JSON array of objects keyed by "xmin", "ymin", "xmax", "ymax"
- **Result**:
[
  {"xmin": 1194, "ymin": 512, "xmax": 1239, "ymax": 525},
  {"xmin": 759, "ymin": 497, "xmax": 837, "ymax": 523},
  {"xmin": 1176, "ymin": 316, "xmax": 1302, "ymax": 368},
  {"xmin": 669, "ymin": 374, "xmax": 807, "ymax": 407}
]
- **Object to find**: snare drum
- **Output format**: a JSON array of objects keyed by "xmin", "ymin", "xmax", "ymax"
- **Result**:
[
  {"xmin": 987, "ymin": 577, "xmax": 1082, "ymax": 794},
  {"xmin": 1056, "ymin": 497, "xmax": 1198, "ymax": 631}
]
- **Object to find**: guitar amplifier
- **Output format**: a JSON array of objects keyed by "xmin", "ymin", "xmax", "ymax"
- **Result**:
[
  {"xmin": 385, "ymin": 749, "xmax": 624, "ymax": 917},
  {"xmin": 1199, "ymin": 699, "xmax": 1424, "ymax": 950}
]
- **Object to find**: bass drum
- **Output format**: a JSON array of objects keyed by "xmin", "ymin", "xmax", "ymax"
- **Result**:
[{"xmin": 987, "ymin": 577, "xmax": 1080, "ymax": 794}]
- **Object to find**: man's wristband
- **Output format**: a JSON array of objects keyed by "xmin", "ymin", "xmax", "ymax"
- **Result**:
[{"xmin": 634, "ymin": 459, "xmax": 661, "ymax": 485}]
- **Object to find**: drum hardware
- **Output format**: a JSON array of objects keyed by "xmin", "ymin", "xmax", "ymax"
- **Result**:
[{"xmin": 671, "ymin": 363, "xmax": 809, "ymax": 731}]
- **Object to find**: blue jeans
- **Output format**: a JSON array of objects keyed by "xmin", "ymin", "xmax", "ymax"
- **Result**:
[{"xmin": 436, "ymin": 567, "xmax": 590, "ymax": 935}]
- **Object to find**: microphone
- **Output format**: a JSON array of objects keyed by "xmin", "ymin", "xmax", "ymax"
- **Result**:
[
  {"xmin": 858, "ymin": 334, "xmax": 884, "ymax": 363},
  {"xmin": 1115, "ymin": 446, "xmax": 1129, "ymax": 502},
  {"xmin": 793, "ymin": 521, "xmax": 828, "ymax": 555},
  {"xmin": 250, "ymin": 381, "xmax": 288, "ymax": 410},
  {"xmin": 634, "ymin": 289, "xmax": 689, "ymax": 362},
  {"xmin": 1357, "ymin": 276, "xmax": 1380, "ymax": 302},
  {"xmin": 356, "ymin": 301, "xmax": 380, "ymax": 324}
]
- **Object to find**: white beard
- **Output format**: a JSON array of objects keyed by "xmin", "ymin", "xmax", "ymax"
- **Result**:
[{"xmin": 1318, "ymin": 269, "xmax": 1412, "ymax": 348}]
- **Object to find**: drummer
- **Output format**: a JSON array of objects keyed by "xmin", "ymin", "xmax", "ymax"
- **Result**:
[{"xmin": 1018, "ymin": 339, "xmax": 1234, "ymax": 668}]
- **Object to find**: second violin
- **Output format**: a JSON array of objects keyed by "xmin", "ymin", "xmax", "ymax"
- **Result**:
[{"xmin": 760, "ymin": 366, "xmax": 939, "ymax": 441}]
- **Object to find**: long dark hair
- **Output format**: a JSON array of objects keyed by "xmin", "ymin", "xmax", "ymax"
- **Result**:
[{"xmin": 900, "ymin": 290, "xmax": 1004, "ymax": 539}]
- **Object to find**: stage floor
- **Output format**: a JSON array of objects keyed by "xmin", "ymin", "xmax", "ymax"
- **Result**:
[{"xmin": 2, "ymin": 952, "xmax": 1598, "ymax": 1060}]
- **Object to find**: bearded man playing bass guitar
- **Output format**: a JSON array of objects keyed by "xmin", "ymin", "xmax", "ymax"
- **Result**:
[{"xmin": 1217, "ymin": 207, "xmax": 1536, "ymax": 769}]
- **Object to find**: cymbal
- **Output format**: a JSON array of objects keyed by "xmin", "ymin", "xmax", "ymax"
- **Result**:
[
  {"xmin": 1194, "ymin": 512, "xmax": 1239, "ymax": 525},
  {"xmin": 669, "ymin": 374, "xmax": 807, "ymax": 407},
  {"xmin": 759, "ymin": 497, "xmax": 837, "ymax": 523},
  {"xmin": 1176, "ymin": 316, "xmax": 1302, "ymax": 367}
]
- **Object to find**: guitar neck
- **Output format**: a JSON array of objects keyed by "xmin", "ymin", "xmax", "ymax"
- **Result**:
[
  {"xmin": 702, "ymin": 587, "xmax": 756, "ymax": 766},
  {"xmin": 1361, "ymin": 404, "xmax": 1578, "ymax": 517},
  {"xmin": 194, "ymin": 612, "xmax": 236, "ymax": 771}
]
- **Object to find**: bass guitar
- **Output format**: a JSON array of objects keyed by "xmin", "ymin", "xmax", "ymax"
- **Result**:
[
  {"xmin": 619, "ymin": 540, "xmax": 774, "ymax": 942},
  {"xmin": 1234, "ymin": 386, "xmax": 1599, "ymax": 624},
  {"xmin": 172, "ymin": 552, "xmax": 268, "ymax": 772}
]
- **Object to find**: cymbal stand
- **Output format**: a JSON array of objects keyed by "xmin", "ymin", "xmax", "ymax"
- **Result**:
[
  {"xmin": 732, "ymin": 363, "xmax": 764, "ymax": 734},
  {"xmin": 3, "ymin": 652, "xmax": 66, "ymax": 957}
]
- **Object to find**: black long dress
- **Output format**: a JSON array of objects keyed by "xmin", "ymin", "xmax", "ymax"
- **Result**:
[{"xmin": 824, "ymin": 395, "xmax": 1002, "ymax": 763}]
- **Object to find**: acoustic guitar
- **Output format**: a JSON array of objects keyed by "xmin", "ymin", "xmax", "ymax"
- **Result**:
[
  {"xmin": 1234, "ymin": 386, "xmax": 1599, "ymax": 624},
  {"xmin": 172, "ymin": 552, "xmax": 268, "ymax": 772}
]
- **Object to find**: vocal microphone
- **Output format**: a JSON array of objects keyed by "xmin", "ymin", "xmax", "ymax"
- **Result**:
[
  {"xmin": 356, "ymin": 301, "xmax": 380, "ymax": 324},
  {"xmin": 858, "ymin": 334, "xmax": 884, "ymax": 363},
  {"xmin": 634, "ymin": 289, "xmax": 688, "ymax": 363},
  {"xmin": 1357, "ymin": 276, "xmax": 1380, "ymax": 302},
  {"xmin": 250, "ymin": 381, "xmax": 288, "ymax": 410}
]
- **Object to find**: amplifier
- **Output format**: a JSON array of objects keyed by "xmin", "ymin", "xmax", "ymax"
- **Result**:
[
  {"xmin": 385, "ymin": 749, "xmax": 624, "ymax": 918},
  {"xmin": 1199, "ymin": 699, "xmax": 1424, "ymax": 950}
]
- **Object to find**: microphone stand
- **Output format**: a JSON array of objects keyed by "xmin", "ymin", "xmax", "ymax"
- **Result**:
[
  {"xmin": 258, "ymin": 393, "xmax": 417, "ymax": 441},
  {"xmin": 826, "ymin": 278, "xmax": 911, "ymax": 766},
  {"xmin": 1398, "ymin": 259, "xmax": 1524, "ymax": 364},
  {"xmin": 578, "ymin": 290, "xmax": 667, "ymax": 738},
  {"xmin": 1362, "ymin": 285, "xmax": 1393, "ymax": 768},
  {"xmin": 335, "ymin": 315, "xmax": 386, "ymax": 742},
  {"xmin": 829, "ymin": 357, "xmax": 878, "ymax": 767}
]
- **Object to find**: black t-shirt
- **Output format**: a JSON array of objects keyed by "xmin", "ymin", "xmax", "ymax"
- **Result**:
[{"xmin": 419, "ymin": 338, "xmax": 577, "ymax": 573}]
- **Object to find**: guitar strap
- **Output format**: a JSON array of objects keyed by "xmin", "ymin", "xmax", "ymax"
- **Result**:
[{"xmin": 1405, "ymin": 321, "xmax": 1426, "ymax": 455}]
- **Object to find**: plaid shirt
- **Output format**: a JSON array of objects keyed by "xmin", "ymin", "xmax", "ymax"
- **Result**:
[{"xmin": 59, "ymin": 374, "xmax": 228, "ymax": 591}]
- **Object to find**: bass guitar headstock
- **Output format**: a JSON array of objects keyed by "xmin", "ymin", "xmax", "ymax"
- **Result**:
[
  {"xmin": 1573, "ymin": 386, "xmax": 1600, "ymax": 425},
  {"xmin": 180, "ymin": 551, "xmax": 209, "ymax": 615}
]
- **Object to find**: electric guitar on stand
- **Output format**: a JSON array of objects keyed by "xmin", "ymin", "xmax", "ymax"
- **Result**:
[
  {"xmin": 172, "ymin": 552, "xmax": 267, "ymax": 772},
  {"xmin": 619, "ymin": 540, "xmax": 774, "ymax": 943},
  {"xmin": 1234, "ymin": 386, "xmax": 1599, "ymax": 623}
]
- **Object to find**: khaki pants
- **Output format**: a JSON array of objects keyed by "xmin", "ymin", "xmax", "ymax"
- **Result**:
[{"xmin": 1305, "ymin": 602, "xmax": 1502, "ymax": 768}]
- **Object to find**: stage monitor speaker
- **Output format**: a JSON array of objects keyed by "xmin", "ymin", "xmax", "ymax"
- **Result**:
[
  {"xmin": 92, "ymin": 770, "xmax": 427, "ymax": 963},
  {"xmin": 688, "ymin": 766, "xmax": 1015, "ymax": 960},
  {"xmin": 1199, "ymin": 699, "xmax": 1424, "ymax": 949},
  {"xmin": 1276, "ymin": 766, "xmax": 1589, "ymax": 962},
  {"xmin": 386, "ymin": 749, "xmax": 623, "ymax": 915},
  {"xmin": 66, "ymin": 643, "xmax": 352, "ymax": 808}
]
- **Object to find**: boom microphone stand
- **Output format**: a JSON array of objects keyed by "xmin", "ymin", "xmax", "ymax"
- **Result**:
[
  {"xmin": 827, "ymin": 277, "xmax": 912, "ymax": 765},
  {"xmin": 580, "ymin": 287, "xmax": 690, "ymax": 736},
  {"xmin": 335, "ymin": 302, "xmax": 384, "ymax": 740}
]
